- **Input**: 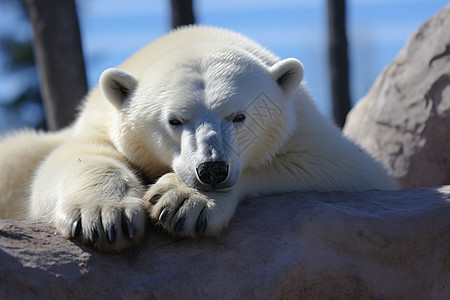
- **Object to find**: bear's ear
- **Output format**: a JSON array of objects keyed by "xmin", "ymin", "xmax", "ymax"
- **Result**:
[
  {"xmin": 100, "ymin": 68, "xmax": 137, "ymax": 109},
  {"xmin": 269, "ymin": 58, "xmax": 304, "ymax": 99}
]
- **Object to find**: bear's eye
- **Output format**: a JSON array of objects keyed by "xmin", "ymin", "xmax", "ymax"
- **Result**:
[
  {"xmin": 169, "ymin": 118, "xmax": 183, "ymax": 126},
  {"xmin": 232, "ymin": 113, "xmax": 246, "ymax": 123}
]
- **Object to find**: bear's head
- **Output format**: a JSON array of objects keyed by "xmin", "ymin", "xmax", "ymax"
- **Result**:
[{"xmin": 100, "ymin": 44, "xmax": 303, "ymax": 191}]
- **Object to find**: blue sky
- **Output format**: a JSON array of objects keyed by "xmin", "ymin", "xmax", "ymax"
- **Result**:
[{"xmin": 0, "ymin": 0, "xmax": 448, "ymax": 132}]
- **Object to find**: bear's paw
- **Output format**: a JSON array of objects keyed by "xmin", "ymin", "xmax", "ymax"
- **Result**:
[
  {"xmin": 145, "ymin": 173, "xmax": 234, "ymax": 237},
  {"xmin": 54, "ymin": 195, "xmax": 146, "ymax": 252}
]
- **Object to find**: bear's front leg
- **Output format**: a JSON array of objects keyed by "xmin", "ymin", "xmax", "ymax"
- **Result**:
[
  {"xmin": 30, "ymin": 152, "xmax": 146, "ymax": 252},
  {"xmin": 144, "ymin": 173, "xmax": 239, "ymax": 237}
]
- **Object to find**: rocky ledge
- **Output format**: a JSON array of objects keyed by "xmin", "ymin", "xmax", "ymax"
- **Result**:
[{"xmin": 1, "ymin": 187, "xmax": 449, "ymax": 299}]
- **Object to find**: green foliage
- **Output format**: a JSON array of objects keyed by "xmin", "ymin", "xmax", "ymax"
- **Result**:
[
  {"xmin": 1, "ymin": 37, "xmax": 35, "ymax": 71},
  {"xmin": 0, "ymin": 0, "xmax": 45, "ymax": 131}
]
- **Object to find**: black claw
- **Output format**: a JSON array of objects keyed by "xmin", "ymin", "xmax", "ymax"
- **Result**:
[
  {"xmin": 173, "ymin": 216, "xmax": 186, "ymax": 232},
  {"xmin": 107, "ymin": 227, "xmax": 116, "ymax": 242},
  {"xmin": 148, "ymin": 193, "xmax": 161, "ymax": 204},
  {"xmin": 196, "ymin": 213, "xmax": 207, "ymax": 234},
  {"xmin": 122, "ymin": 217, "xmax": 135, "ymax": 239},
  {"xmin": 90, "ymin": 228, "xmax": 99, "ymax": 243},
  {"xmin": 159, "ymin": 207, "xmax": 169, "ymax": 223},
  {"xmin": 71, "ymin": 219, "xmax": 82, "ymax": 238}
]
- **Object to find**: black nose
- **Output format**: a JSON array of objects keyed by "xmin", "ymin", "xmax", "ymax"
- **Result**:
[{"xmin": 196, "ymin": 161, "xmax": 229, "ymax": 187}]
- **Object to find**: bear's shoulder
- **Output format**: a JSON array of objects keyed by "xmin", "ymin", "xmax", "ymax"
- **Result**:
[{"xmin": 118, "ymin": 25, "xmax": 279, "ymax": 76}]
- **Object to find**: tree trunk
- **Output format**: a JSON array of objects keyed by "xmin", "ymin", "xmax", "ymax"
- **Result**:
[
  {"xmin": 25, "ymin": 0, "xmax": 87, "ymax": 131},
  {"xmin": 327, "ymin": 0, "xmax": 351, "ymax": 128},
  {"xmin": 170, "ymin": 0, "xmax": 195, "ymax": 29}
]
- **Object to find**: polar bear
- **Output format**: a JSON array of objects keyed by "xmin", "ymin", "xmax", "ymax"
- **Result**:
[{"xmin": 0, "ymin": 26, "xmax": 395, "ymax": 251}]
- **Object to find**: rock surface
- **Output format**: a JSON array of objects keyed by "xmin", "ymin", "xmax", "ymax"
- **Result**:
[
  {"xmin": 344, "ymin": 4, "xmax": 450, "ymax": 189},
  {"xmin": 1, "ymin": 188, "xmax": 450, "ymax": 299}
]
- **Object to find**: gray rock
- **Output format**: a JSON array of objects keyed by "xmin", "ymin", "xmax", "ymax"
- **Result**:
[
  {"xmin": 1, "ymin": 188, "xmax": 450, "ymax": 299},
  {"xmin": 344, "ymin": 4, "xmax": 450, "ymax": 189}
]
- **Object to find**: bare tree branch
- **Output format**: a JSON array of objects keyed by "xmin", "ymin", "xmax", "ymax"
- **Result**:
[
  {"xmin": 25, "ymin": 0, "xmax": 87, "ymax": 131},
  {"xmin": 328, "ymin": 0, "xmax": 351, "ymax": 128},
  {"xmin": 170, "ymin": 0, "xmax": 195, "ymax": 29}
]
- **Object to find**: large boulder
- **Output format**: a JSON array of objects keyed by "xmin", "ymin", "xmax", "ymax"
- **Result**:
[
  {"xmin": 1, "ymin": 188, "xmax": 450, "ymax": 299},
  {"xmin": 344, "ymin": 4, "xmax": 450, "ymax": 189}
]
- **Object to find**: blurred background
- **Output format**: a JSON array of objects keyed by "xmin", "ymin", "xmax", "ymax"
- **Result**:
[{"xmin": 0, "ymin": 0, "xmax": 447, "ymax": 133}]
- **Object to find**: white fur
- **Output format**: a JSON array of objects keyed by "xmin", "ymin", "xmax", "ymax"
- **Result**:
[{"xmin": 0, "ymin": 26, "xmax": 396, "ymax": 251}]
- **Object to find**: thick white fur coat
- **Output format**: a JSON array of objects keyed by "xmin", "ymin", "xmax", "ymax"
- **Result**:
[{"xmin": 0, "ymin": 26, "xmax": 396, "ymax": 251}]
